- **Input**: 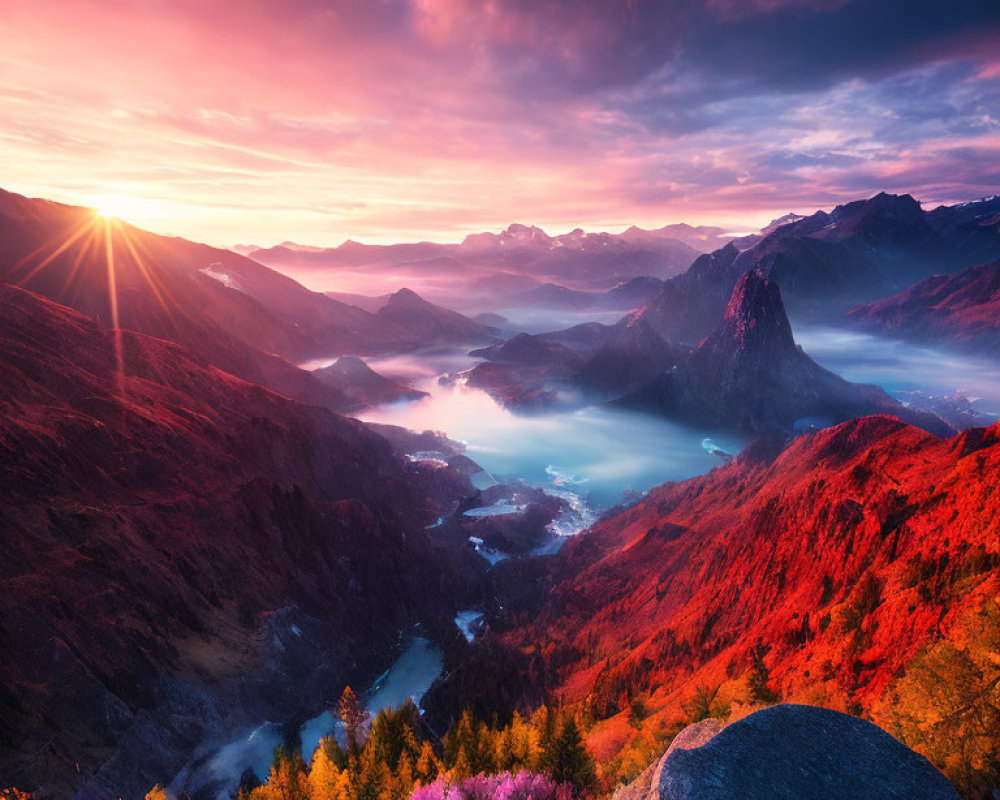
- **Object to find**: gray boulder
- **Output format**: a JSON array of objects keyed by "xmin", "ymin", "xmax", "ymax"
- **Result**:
[
  {"xmin": 612, "ymin": 719, "xmax": 728, "ymax": 800},
  {"xmin": 658, "ymin": 704, "xmax": 958, "ymax": 800}
]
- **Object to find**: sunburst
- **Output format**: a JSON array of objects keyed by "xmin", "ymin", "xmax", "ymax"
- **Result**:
[{"xmin": 11, "ymin": 202, "xmax": 181, "ymax": 402}]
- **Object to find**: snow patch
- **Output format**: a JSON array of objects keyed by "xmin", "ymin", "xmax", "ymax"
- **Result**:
[{"xmin": 199, "ymin": 264, "xmax": 243, "ymax": 291}]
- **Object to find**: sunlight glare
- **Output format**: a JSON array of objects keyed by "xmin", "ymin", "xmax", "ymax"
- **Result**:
[{"xmin": 90, "ymin": 192, "xmax": 170, "ymax": 225}]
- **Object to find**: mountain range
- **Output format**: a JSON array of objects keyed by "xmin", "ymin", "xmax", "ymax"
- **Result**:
[
  {"xmin": 468, "ymin": 269, "xmax": 953, "ymax": 436},
  {"xmin": 241, "ymin": 222, "xmax": 714, "ymax": 311},
  {"xmin": 634, "ymin": 193, "xmax": 1000, "ymax": 346},
  {"xmin": 0, "ymin": 189, "xmax": 492, "ymax": 412},
  {"xmin": 2, "ymin": 186, "xmax": 999, "ymax": 800}
]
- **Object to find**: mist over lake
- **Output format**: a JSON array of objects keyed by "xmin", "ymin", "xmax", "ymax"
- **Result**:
[
  {"xmin": 796, "ymin": 326, "xmax": 1000, "ymax": 415},
  {"xmin": 356, "ymin": 350, "xmax": 747, "ymax": 510}
]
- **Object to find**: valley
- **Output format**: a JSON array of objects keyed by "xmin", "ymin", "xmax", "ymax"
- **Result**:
[
  {"xmin": 1, "ymin": 188, "xmax": 999, "ymax": 800},
  {"xmin": 6, "ymin": 6, "xmax": 1000, "ymax": 799}
]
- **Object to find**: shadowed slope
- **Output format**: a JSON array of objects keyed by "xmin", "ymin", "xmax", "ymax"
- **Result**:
[{"xmin": 0, "ymin": 285, "xmax": 469, "ymax": 800}]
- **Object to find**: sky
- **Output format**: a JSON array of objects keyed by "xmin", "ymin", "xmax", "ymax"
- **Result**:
[{"xmin": 1, "ymin": 0, "xmax": 999, "ymax": 246}]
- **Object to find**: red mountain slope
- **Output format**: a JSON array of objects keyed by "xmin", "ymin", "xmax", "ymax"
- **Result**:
[{"xmin": 506, "ymin": 416, "xmax": 998, "ymax": 766}]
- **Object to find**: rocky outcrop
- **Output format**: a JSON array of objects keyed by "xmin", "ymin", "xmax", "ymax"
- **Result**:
[
  {"xmin": 613, "ymin": 719, "xmax": 727, "ymax": 800},
  {"xmin": 657, "ymin": 705, "xmax": 958, "ymax": 800},
  {"xmin": 468, "ymin": 269, "xmax": 953, "ymax": 434},
  {"xmin": 618, "ymin": 270, "xmax": 953, "ymax": 435}
]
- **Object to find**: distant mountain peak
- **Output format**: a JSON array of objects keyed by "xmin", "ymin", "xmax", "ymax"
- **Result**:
[
  {"xmin": 760, "ymin": 212, "xmax": 805, "ymax": 235},
  {"xmin": 832, "ymin": 191, "xmax": 923, "ymax": 223},
  {"xmin": 337, "ymin": 238, "xmax": 367, "ymax": 252},
  {"xmin": 330, "ymin": 355, "xmax": 375, "ymax": 376},
  {"xmin": 386, "ymin": 286, "xmax": 424, "ymax": 305},
  {"xmin": 377, "ymin": 287, "xmax": 495, "ymax": 345}
]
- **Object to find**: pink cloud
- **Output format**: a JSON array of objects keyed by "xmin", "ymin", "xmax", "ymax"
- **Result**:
[{"xmin": 0, "ymin": 0, "xmax": 997, "ymax": 245}]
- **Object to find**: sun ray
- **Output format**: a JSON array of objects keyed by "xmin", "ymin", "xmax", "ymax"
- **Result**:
[
  {"xmin": 103, "ymin": 217, "xmax": 125, "ymax": 397},
  {"xmin": 58, "ymin": 223, "xmax": 100, "ymax": 297},
  {"xmin": 117, "ymin": 223, "xmax": 177, "ymax": 323},
  {"xmin": 14, "ymin": 216, "xmax": 100, "ymax": 286}
]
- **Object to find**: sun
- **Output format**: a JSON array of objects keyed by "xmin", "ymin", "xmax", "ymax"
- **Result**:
[
  {"xmin": 90, "ymin": 192, "xmax": 164, "ymax": 224},
  {"xmin": 91, "ymin": 193, "xmax": 137, "ymax": 222}
]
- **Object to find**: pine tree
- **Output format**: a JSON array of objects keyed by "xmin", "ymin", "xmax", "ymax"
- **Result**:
[
  {"xmin": 414, "ymin": 740, "xmax": 443, "ymax": 785},
  {"xmin": 322, "ymin": 735, "xmax": 348, "ymax": 772},
  {"xmin": 308, "ymin": 745, "xmax": 341, "ymax": 800},
  {"xmin": 684, "ymin": 684, "xmax": 727, "ymax": 722},
  {"xmin": 474, "ymin": 719, "xmax": 498, "ymax": 775},
  {"xmin": 332, "ymin": 769, "xmax": 352, "ymax": 800},
  {"xmin": 145, "ymin": 785, "xmax": 168, "ymax": 800},
  {"xmin": 354, "ymin": 746, "xmax": 392, "ymax": 800},
  {"xmin": 543, "ymin": 719, "xmax": 597, "ymax": 797},
  {"xmin": 534, "ymin": 704, "xmax": 557, "ymax": 761},
  {"xmin": 450, "ymin": 744, "xmax": 473, "ymax": 782},
  {"xmin": 262, "ymin": 748, "xmax": 308, "ymax": 800},
  {"xmin": 747, "ymin": 650, "xmax": 779, "ymax": 704},
  {"xmin": 391, "ymin": 754, "xmax": 414, "ymax": 800}
]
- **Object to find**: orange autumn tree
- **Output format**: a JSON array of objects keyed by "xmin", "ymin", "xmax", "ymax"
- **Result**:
[{"xmin": 338, "ymin": 686, "xmax": 370, "ymax": 751}]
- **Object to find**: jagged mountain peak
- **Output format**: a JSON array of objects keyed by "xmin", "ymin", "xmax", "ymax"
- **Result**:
[
  {"xmin": 713, "ymin": 269, "xmax": 796, "ymax": 355},
  {"xmin": 760, "ymin": 212, "xmax": 806, "ymax": 235}
]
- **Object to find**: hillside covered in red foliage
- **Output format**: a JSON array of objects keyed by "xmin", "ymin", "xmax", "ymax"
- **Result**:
[{"xmin": 487, "ymin": 416, "xmax": 999, "ymax": 790}]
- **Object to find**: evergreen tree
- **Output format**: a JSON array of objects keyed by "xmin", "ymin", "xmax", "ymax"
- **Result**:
[
  {"xmin": 145, "ymin": 785, "xmax": 168, "ymax": 800},
  {"xmin": 878, "ymin": 600, "xmax": 1000, "ymax": 797},
  {"xmin": 414, "ymin": 740, "xmax": 443, "ymax": 785},
  {"xmin": 542, "ymin": 719, "xmax": 597, "ymax": 797},
  {"xmin": 332, "ymin": 769, "xmax": 352, "ymax": 800},
  {"xmin": 747, "ymin": 651, "xmax": 779, "ymax": 704},
  {"xmin": 535, "ymin": 705, "xmax": 558, "ymax": 761},
  {"xmin": 390, "ymin": 755, "xmax": 414, "ymax": 800},
  {"xmin": 353, "ymin": 746, "xmax": 392, "ymax": 800},
  {"xmin": 322, "ymin": 735, "xmax": 348, "ymax": 772},
  {"xmin": 450, "ymin": 744, "xmax": 473, "ymax": 783},
  {"xmin": 308, "ymin": 745, "xmax": 341, "ymax": 800},
  {"xmin": 684, "ymin": 684, "xmax": 727, "ymax": 722},
  {"xmin": 258, "ymin": 748, "xmax": 308, "ymax": 800}
]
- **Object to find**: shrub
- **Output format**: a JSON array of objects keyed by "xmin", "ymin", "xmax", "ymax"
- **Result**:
[{"xmin": 408, "ymin": 771, "xmax": 571, "ymax": 800}]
